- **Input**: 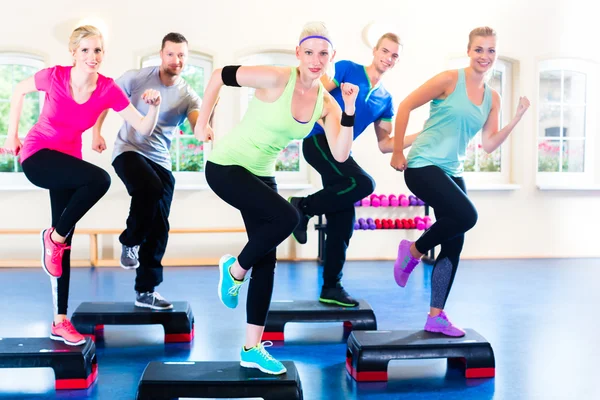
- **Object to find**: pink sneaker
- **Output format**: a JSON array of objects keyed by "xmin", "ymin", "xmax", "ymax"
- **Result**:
[
  {"xmin": 40, "ymin": 228, "xmax": 69, "ymax": 278},
  {"xmin": 50, "ymin": 320, "xmax": 86, "ymax": 346},
  {"xmin": 393, "ymin": 240, "xmax": 420, "ymax": 287},
  {"xmin": 424, "ymin": 311, "xmax": 466, "ymax": 337}
]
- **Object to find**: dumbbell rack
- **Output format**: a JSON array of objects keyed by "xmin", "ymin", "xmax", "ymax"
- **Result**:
[{"xmin": 314, "ymin": 204, "xmax": 435, "ymax": 265}]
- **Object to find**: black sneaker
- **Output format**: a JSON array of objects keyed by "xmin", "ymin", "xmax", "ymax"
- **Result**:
[
  {"xmin": 319, "ymin": 286, "xmax": 359, "ymax": 307},
  {"xmin": 120, "ymin": 244, "xmax": 140, "ymax": 269},
  {"xmin": 288, "ymin": 197, "xmax": 309, "ymax": 244},
  {"xmin": 135, "ymin": 291, "xmax": 173, "ymax": 310}
]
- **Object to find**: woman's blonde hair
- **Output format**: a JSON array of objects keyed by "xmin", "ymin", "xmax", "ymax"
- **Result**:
[
  {"xmin": 69, "ymin": 25, "xmax": 104, "ymax": 53},
  {"xmin": 468, "ymin": 26, "xmax": 496, "ymax": 50},
  {"xmin": 299, "ymin": 21, "xmax": 334, "ymax": 48}
]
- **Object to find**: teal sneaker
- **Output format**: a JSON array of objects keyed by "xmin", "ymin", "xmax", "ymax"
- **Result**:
[
  {"xmin": 240, "ymin": 341, "xmax": 287, "ymax": 375},
  {"xmin": 218, "ymin": 254, "xmax": 246, "ymax": 309}
]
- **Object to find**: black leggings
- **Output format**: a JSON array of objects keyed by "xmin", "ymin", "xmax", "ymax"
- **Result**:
[
  {"xmin": 404, "ymin": 165, "xmax": 478, "ymax": 309},
  {"xmin": 300, "ymin": 134, "xmax": 375, "ymax": 288},
  {"xmin": 22, "ymin": 149, "xmax": 111, "ymax": 315},
  {"xmin": 206, "ymin": 161, "xmax": 300, "ymax": 326}
]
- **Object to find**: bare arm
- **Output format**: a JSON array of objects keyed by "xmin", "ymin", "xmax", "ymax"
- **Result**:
[
  {"xmin": 117, "ymin": 102, "xmax": 160, "ymax": 136},
  {"xmin": 481, "ymin": 91, "xmax": 530, "ymax": 153},
  {"xmin": 392, "ymin": 70, "xmax": 455, "ymax": 155},
  {"xmin": 194, "ymin": 66, "xmax": 290, "ymax": 141},
  {"xmin": 7, "ymin": 76, "xmax": 37, "ymax": 139},
  {"xmin": 374, "ymin": 120, "xmax": 420, "ymax": 153},
  {"xmin": 321, "ymin": 83, "xmax": 359, "ymax": 162},
  {"xmin": 2, "ymin": 76, "xmax": 38, "ymax": 154},
  {"xmin": 320, "ymin": 74, "xmax": 338, "ymax": 92},
  {"xmin": 93, "ymin": 110, "xmax": 109, "ymax": 138},
  {"xmin": 187, "ymin": 110, "xmax": 199, "ymax": 131}
]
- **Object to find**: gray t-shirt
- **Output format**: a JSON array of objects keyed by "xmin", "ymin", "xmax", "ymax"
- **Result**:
[{"xmin": 112, "ymin": 66, "xmax": 202, "ymax": 170}]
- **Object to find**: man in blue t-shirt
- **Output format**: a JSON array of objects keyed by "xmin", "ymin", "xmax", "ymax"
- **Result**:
[
  {"xmin": 289, "ymin": 33, "xmax": 418, "ymax": 306},
  {"xmin": 93, "ymin": 33, "xmax": 201, "ymax": 310}
]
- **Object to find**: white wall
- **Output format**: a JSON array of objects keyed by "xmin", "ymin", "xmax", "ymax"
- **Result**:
[{"xmin": 1, "ymin": 0, "xmax": 598, "ymax": 262}]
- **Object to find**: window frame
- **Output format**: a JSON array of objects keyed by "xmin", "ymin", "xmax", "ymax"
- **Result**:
[
  {"xmin": 0, "ymin": 53, "xmax": 45, "ymax": 190},
  {"xmin": 536, "ymin": 58, "xmax": 596, "ymax": 187}
]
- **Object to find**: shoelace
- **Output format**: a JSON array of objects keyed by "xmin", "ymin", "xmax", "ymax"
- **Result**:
[
  {"xmin": 126, "ymin": 246, "xmax": 139, "ymax": 259},
  {"xmin": 227, "ymin": 280, "xmax": 245, "ymax": 297},
  {"xmin": 257, "ymin": 341, "xmax": 277, "ymax": 362},
  {"xmin": 59, "ymin": 320, "xmax": 78, "ymax": 335},
  {"xmin": 151, "ymin": 292, "xmax": 166, "ymax": 301},
  {"xmin": 51, "ymin": 243, "xmax": 71, "ymax": 265}
]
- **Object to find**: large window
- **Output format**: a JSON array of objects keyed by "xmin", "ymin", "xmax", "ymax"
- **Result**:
[
  {"xmin": 239, "ymin": 52, "xmax": 310, "ymax": 186},
  {"xmin": 141, "ymin": 53, "xmax": 211, "ymax": 174},
  {"xmin": 0, "ymin": 54, "xmax": 44, "ymax": 189},
  {"xmin": 447, "ymin": 57, "xmax": 513, "ymax": 184},
  {"xmin": 537, "ymin": 59, "xmax": 595, "ymax": 186}
]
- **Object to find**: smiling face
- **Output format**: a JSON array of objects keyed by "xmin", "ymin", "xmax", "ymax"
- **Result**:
[
  {"xmin": 296, "ymin": 37, "xmax": 335, "ymax": 80},
  {"xmin": 160, "ymin": 40, "xmax": 188, "ymax": 77},
  {"xmin": 467, "ymin": 35, "xmax": 497, "ymax": 73},
  {"xmin": 372, "ymin": 38, "xmax": 401, "ymax": 74},
  {"xmin": 72, "ymin": 36, "xmax": 104, "ymax": 73}
]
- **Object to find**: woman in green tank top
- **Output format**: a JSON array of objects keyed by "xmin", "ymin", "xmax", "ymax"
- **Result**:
[
  {"xmin": 390, "ymin": 27, "xmax": 530, "ymax": 337},
  {"xmin": 193, "ymin": 22, "xmax": 359, "ymax": 375}
]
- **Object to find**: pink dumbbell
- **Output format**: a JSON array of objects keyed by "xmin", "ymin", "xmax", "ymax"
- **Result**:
[
  {"xmin": 389, "ymin": 194, "xmax": 399, "ymax": 207},
  {"xmin": 379, "ymin": 194, "xmax": 389, "ymax": 207},
  {"xmin": 414, "ymin": 216, "xmax": 426, "ymax": 230},
  {"xmin": 399, "ymin": 194, "xmax": 409, "ymax": 207},
  {"xmin": 423, "ymin": 216, "xmax": 433, "ymax": 229},
  {"xmin": 361, "ymin": 197, "xmax": 371, "ymax": 207},
  {"xmin": 370, "ymin": 193, "xmax": 380, "ymax": 207}
]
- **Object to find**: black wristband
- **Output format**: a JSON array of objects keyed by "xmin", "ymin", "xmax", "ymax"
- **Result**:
[
  {"xmin": 341, "ymin": 111, "xmax": 355, "ymax": 127},
  {"xmin": 222, "ymin": 65, "xmax": 241, "ymax": 87}
]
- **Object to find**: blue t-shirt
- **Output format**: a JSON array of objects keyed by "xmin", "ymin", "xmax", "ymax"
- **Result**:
[{"xmin": 306, "ymin": 60, "xmax": 394, "ymax": 140}]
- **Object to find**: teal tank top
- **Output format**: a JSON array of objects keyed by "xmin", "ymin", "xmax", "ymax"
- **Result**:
[
  {"xmin": 209, "ymin": 67, "xmax": 324, "ymax": 176},
  {"xmin": 407, "ymin": 69, "xmax": 493, "ymax": 177}
]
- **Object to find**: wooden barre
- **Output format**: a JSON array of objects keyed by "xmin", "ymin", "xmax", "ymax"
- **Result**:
[{"xmin": 0, "ymin": 228, "xmax": 247, "ymax": 267}]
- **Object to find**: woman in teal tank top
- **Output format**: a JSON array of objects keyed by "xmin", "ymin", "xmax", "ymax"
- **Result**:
[
  {"xmin": 390, "ymin": 27, "xmax": 530, "ymax": 337},
  {"xmin": 193, "ymin": 22, "xmax": 359, "ymax": 375}
]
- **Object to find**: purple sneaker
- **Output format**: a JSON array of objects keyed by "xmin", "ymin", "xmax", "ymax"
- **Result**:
[
  {"xmin": 393, "ymin": 240, "xmax": 420, "ymax": 287},
  {"xmin": 424, "ymin": 311, "xmax": 465, "ymax": 337}
]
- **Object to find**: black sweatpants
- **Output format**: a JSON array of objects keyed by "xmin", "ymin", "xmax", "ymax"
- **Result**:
[
  {"xmin": 404, "ymin": 165, "xmax": 478, "ymax": 309},
  {"xmin": 22, "ymin": 149, "xmax": 111, "ymax": 315},
  {"xmin": 299, "ymin": 134, "xmax": 375, "ymax": 288},
  {"xmin": 206, "ymin": 161, "xmax": 300, "ymax": 326},
  {"xmin": 113, "ymin": 152, "xmax": 175, "ymax": 293}
]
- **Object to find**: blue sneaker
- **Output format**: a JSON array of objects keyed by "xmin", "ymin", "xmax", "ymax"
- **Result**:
[
  {"xmin": 218, "ymin": 254, "xmax": 246, "ymax": 309},
  {"xmin": 240, "ymin": 341, "xmax": 287, "ymax": 375}
]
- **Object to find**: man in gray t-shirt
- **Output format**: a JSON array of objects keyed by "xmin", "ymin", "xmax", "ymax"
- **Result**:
[{"xmin": 93, "ymin": 32, "xmax": 201, "ymax": 310}]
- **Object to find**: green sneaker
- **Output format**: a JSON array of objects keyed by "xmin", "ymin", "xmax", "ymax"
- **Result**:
[
  {"xmin": 218, "ymin": 254, "xmax": 246, "ymax": 309},
  {"xmin": 240, "ymin": 341, "xmax": 287, "ymax": 375}
]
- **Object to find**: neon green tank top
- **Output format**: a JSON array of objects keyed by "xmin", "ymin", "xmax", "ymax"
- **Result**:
[{"xmin": 209, "ymin": 67, "xmax": 324, "ymax": 176}]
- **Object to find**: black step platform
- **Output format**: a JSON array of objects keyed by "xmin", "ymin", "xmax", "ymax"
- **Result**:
[
  {"xmin": 71, "ymin": 301, "xmax": 194, "ymax": 343},
  {"xmin": 136, "ymin": 360, "xmax": 303, "ymax": 400},
  {"xmin": 0, "ymin": 337, "xmax": 97, "ymax": 389},
  {"xmin": 262, "ymin": 299, "xmax": 377, "ymax": 341},
  {"xmin": 346, "ymin": 329, "xmax": 495, "ymax": 381}
]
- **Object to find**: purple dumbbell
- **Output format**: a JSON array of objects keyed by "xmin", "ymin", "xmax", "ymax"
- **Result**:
[
  {"xmin": 416, "ymin": 197, "xmax": 425, "ymax": 206},
  {"xmin": 367, "ymin": 218, "xmax": 376, "ymax": 230},
  {"xmin": 354, "ymin": 222, "xmax": 360, "ymax": 230},
  {"xmin": 408, "ymin": 195, "xmax": 418, "ymax": 206},
  {"xmin": 355, "ymin": 200, "xmax": 362, "ymax": 207},
  {"xmin": 358, "ymin": 218, "xmax": 368, "ymax": 229}
]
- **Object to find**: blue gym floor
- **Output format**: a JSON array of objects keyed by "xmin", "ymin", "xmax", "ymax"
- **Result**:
[{"xmin": 0, "ymin": 258, "xmax": 597, "ymax": 399}]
